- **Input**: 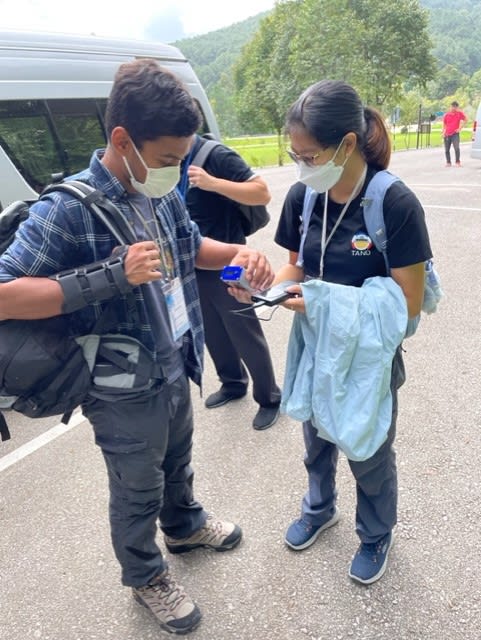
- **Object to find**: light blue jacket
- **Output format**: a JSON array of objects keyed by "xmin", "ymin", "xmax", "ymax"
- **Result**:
[{"xmin": 281, "ymin": 277, "xmax": 408, "ymax": 461}]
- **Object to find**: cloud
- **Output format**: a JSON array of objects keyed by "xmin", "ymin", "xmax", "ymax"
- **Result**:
[
  {"xmin": 144, "ymin": 7, "xmax": 186, "ymax": 43},
  {"xmin": 1, "ymin": 0, "xmax": 276, "ymax": 41}
]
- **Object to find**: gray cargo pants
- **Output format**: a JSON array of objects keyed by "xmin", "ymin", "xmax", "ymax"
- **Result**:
[{"xmin": 82, "ymin": 373, "xmax": 207, "ymax": 587}]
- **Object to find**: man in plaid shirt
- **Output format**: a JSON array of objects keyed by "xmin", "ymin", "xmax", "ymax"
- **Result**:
[{"xmin": 0, "ymin": 59, "xmax": 273, "ymax": 635}]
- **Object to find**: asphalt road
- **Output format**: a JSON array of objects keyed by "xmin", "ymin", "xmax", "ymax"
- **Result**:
[{"xmin": 1, "ymin": 145, "xmax": 480, "ymax": 640}]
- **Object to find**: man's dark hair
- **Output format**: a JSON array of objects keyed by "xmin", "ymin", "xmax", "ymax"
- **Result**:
[
  {"xmin": 105, "ymin": 58, "xmax": 202, "ymax": 147},
  {"xmin": 451, "ymin": 101, "xmax": 459, "ymax": 107}
]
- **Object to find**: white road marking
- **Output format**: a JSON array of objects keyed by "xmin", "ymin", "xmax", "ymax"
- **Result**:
[{"xmin": 0, "ymin": 411, "xmax": 86, "ymax": 473}]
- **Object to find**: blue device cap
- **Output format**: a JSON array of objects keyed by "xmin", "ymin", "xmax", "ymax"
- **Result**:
[{"xmin": 221, "ymin": 265, "xmax": 243, "ymax": 281}]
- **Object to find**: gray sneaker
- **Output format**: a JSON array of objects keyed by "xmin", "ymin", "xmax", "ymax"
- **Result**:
[
  {"xmin": 165, "ymin": 514, "xmax": 242, "ymax": 554},
  {"xmin": 132, "ymin": 569, "xmax": 202, "ymax": 635}
]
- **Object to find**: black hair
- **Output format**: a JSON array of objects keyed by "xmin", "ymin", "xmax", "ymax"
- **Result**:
[
  {"xmin": 286, "ymin": 79, "xmax": 391, "ymax": 170},
  {"xmin": 451, "ymin": 101, "xmax": 459, "ymax": 107},
  {"xmin": 105, "ymin": 58, "xmax": 202, "ymax": 147}
]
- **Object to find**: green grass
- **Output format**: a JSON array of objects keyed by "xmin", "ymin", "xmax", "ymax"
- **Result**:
[
  {"xmin": 224, "ymin": 135, "xmax": 285, "ymax": 168},
  {"xmin": 224, "ymin": 125, "xmax": 474, "ymax": 168}
]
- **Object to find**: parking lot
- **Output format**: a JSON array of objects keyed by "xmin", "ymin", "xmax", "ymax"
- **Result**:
[{"xmin": 1, "ymin": 145, "xmax": 480, "ymax": 640}]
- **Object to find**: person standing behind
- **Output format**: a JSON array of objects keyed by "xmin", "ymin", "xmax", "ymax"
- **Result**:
[
  {"xmin": 178, "ymin": 135, "xmax": 281, "ymax": 430},
  {"xmin": 442, "ymin": 101, "xmax": 467, "ymax": 167}
]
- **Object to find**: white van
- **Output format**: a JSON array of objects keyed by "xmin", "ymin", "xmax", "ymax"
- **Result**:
[
  {"xmin": 470, "ymin": 100, "xmax": 481, "ymax": 159},
  {"xmin": 0, "ymin": 30, "xmax": 220, "ymax": 208}
]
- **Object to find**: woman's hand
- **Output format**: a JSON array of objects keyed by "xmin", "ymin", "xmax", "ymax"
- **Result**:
[
  {"xmin": 281, "ymin": 283, "xmax": 305, "ymax": 313},
  {"xmin": 226, "ymin": 285, "xmax": 255, "ymax": 305}
]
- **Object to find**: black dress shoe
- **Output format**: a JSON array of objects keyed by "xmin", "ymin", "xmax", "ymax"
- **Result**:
[
  {"xmin": 252, "ymin": 405, "xmax": 280, "ymax": 430},
  {"xmin": 204, "ymin": 389, "xmax": 247, "ymax": 409}
]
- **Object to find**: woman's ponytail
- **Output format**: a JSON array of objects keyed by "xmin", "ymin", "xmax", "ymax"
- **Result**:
[{"xmin": 362, "ymin": 107, "xmax": 391, "ymax": 170}]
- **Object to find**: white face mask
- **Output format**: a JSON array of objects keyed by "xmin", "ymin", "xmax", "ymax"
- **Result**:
[
  {"xmin": 123, "ymin": 141, "xmax": 180, "ymax": 198},
  {"xmin": 297, "ymin": 139, "xmax": 347, "ymax": 193}
]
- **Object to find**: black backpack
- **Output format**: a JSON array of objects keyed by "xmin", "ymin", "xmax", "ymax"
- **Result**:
[
  {"xmin": 190, "ymin": 139, "xmax": 270, "ymax": 236},
  {"xmin": 0, "ymin": 181, "xmax": 143, "ymax": 442}
]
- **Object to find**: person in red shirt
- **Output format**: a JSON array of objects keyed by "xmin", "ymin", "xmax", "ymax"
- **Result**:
[{"xmin": 442, "ymin": 101, "xmax": 467, "ymax": 166}]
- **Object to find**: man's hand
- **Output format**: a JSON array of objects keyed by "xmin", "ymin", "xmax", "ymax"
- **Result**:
[
  {"xmin": 229, "ymin": 247, "xmax": 274, "ymax": 292},
  {"xmin": 187, "ymin": 165, "xmax": 218, "ymax": 192},
  {"xmin": 124, "ymin": 240, "xmax": 163, "ymax": 286}
]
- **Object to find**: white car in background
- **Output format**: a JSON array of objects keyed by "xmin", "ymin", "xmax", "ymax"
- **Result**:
[{"xmin": 470, "ymin": 101, "xmax": 481, "ymax": 159}]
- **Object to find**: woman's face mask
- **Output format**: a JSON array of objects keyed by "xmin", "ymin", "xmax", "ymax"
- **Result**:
[
  {"xmin": 123, "ymin": 140, "xmax": 180, "ymax": 198},
  {"xmin": 297, "ymin": 138, "xmax": 347, "ymax": 193}
]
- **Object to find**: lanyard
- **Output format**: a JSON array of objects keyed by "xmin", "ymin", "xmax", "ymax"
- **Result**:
[
  {"xmin": 129, "ymin": 199, "xmax": 174, "ymax": 282},
  {"xmin": 319, "ymin": 165, "xmax": 367, "ymax": 279}
]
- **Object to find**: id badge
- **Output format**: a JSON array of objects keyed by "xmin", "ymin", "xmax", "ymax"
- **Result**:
[{"xmin": 162, "ymin": 277, "xmax": 190, "ymax": 341}]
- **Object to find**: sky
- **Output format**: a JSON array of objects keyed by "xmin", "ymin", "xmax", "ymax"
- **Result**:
[{"xmin": 1, "ymin": 0, "xmax": 277, "ymax": 42}]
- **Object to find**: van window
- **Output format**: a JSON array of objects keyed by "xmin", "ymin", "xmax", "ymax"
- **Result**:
[
  {"xmin": 0, "ymin": 94, "xmax": 211, "ymax": 198},
  {"xmin": 0, "ymin": 98, "xmax": 107, "ymax": 193}
]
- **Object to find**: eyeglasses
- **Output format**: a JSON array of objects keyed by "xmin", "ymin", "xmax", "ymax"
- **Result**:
[{"xmin": 286, "ymin": 148, "xmax": 324, "ymax": 167}]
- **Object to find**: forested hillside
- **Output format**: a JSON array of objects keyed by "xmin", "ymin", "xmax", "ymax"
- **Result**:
[
  {"xmin": 173, "ymin": 13, "xmax": 268, "ymax": 88},
  {"xmin": 173, "ymin": 0, "xmax": 481, "ymax": 136},
  {"xmin": 173, "ymin": 13, "xmax": 269, "ymax": 134},
  {"xmin": 423, "ymin": 0, "xmax": 481, "ymax": 75}
]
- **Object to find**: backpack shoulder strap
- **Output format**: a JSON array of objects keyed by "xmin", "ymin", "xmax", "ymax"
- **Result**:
[
  {"xmin": 190, "ymin": 139, "xmax": 222, "ymax": 168},
  {"xmin": 41, "ymin": 180, "xmax": 136, "ymax": 245},
  {"xmin": 177, "ymin": 138, "xmax": 222, "ymax": 201},
  {"xmin": 296, "ymin": 186, "xmax": 319, "ymax": 268},
  {"xmin": 361, "ymin": 170, "xmax": 400, "ymax": 272}
]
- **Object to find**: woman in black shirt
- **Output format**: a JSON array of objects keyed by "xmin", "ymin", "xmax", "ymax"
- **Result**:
[{"xmin": 274, "ymin": 80, "xmax": 432, "ymax": 584}]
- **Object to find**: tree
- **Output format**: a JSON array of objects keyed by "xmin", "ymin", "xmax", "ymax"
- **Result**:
[
  {"xmin": 288, "ymin": 0, "xmax": 360, "ymax": 90},
  {"xmin": 350, "ymin": 0, "xmax": 437, "ymax": 105},
  {"xmin": 465, "ymin": 69, "xmax": 481, "ymax": 104},
  {"xmin": 290, "ymin": 0, "xmax": 436, "ymax": 106},
  {"xmin": 428, "ymin": 64, "xmax": 469, "ymax": 99},
  {"xmin": 233, "ymin": 1, "xmax": 301, "ymax": 164},
  {"xmin": 233, "ymin": 0, "xmax": 437, "ymax": 157}
]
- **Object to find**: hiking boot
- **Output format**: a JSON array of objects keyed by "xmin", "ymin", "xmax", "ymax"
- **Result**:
[
  {"xmin": 165, "ymin": 515, "xmax": 242, "ymax": 554},
  {"xmin": 204, "ymin": 388, "xmax": 247, "ymax": 408},
  {"xmin": 132, "ymin": 569, "xmax": 202, "ymax": 635},
  {"xmin": 284, "ymin": 508, "xmax": 340, "ymax": 550},
  {"xmin": 349, "ymin": 532, "xmax": 393, "ymax": 585}
]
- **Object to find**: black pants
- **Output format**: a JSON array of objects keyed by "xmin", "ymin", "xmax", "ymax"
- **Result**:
[
  {"xmin": 82, "ymin": 374, "xmax": 206, "ymax": 587},
  {"xmin": 444, "ymin": 133, "xmax": 461, "ymax": 164},
  {"xmin": 196, "ymin": 268, "xmax": 281, "ymax": 407}
]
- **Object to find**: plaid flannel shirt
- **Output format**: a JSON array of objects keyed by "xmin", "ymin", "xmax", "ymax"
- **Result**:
[{"xmin": 0, "ymin": 150, "xmax": 205, "ymax": 386}]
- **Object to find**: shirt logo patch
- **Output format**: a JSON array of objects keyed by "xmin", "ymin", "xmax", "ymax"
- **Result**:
[{"xmin": 351, "ymin": 233, "xmax": 373, "ymax": 254}]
